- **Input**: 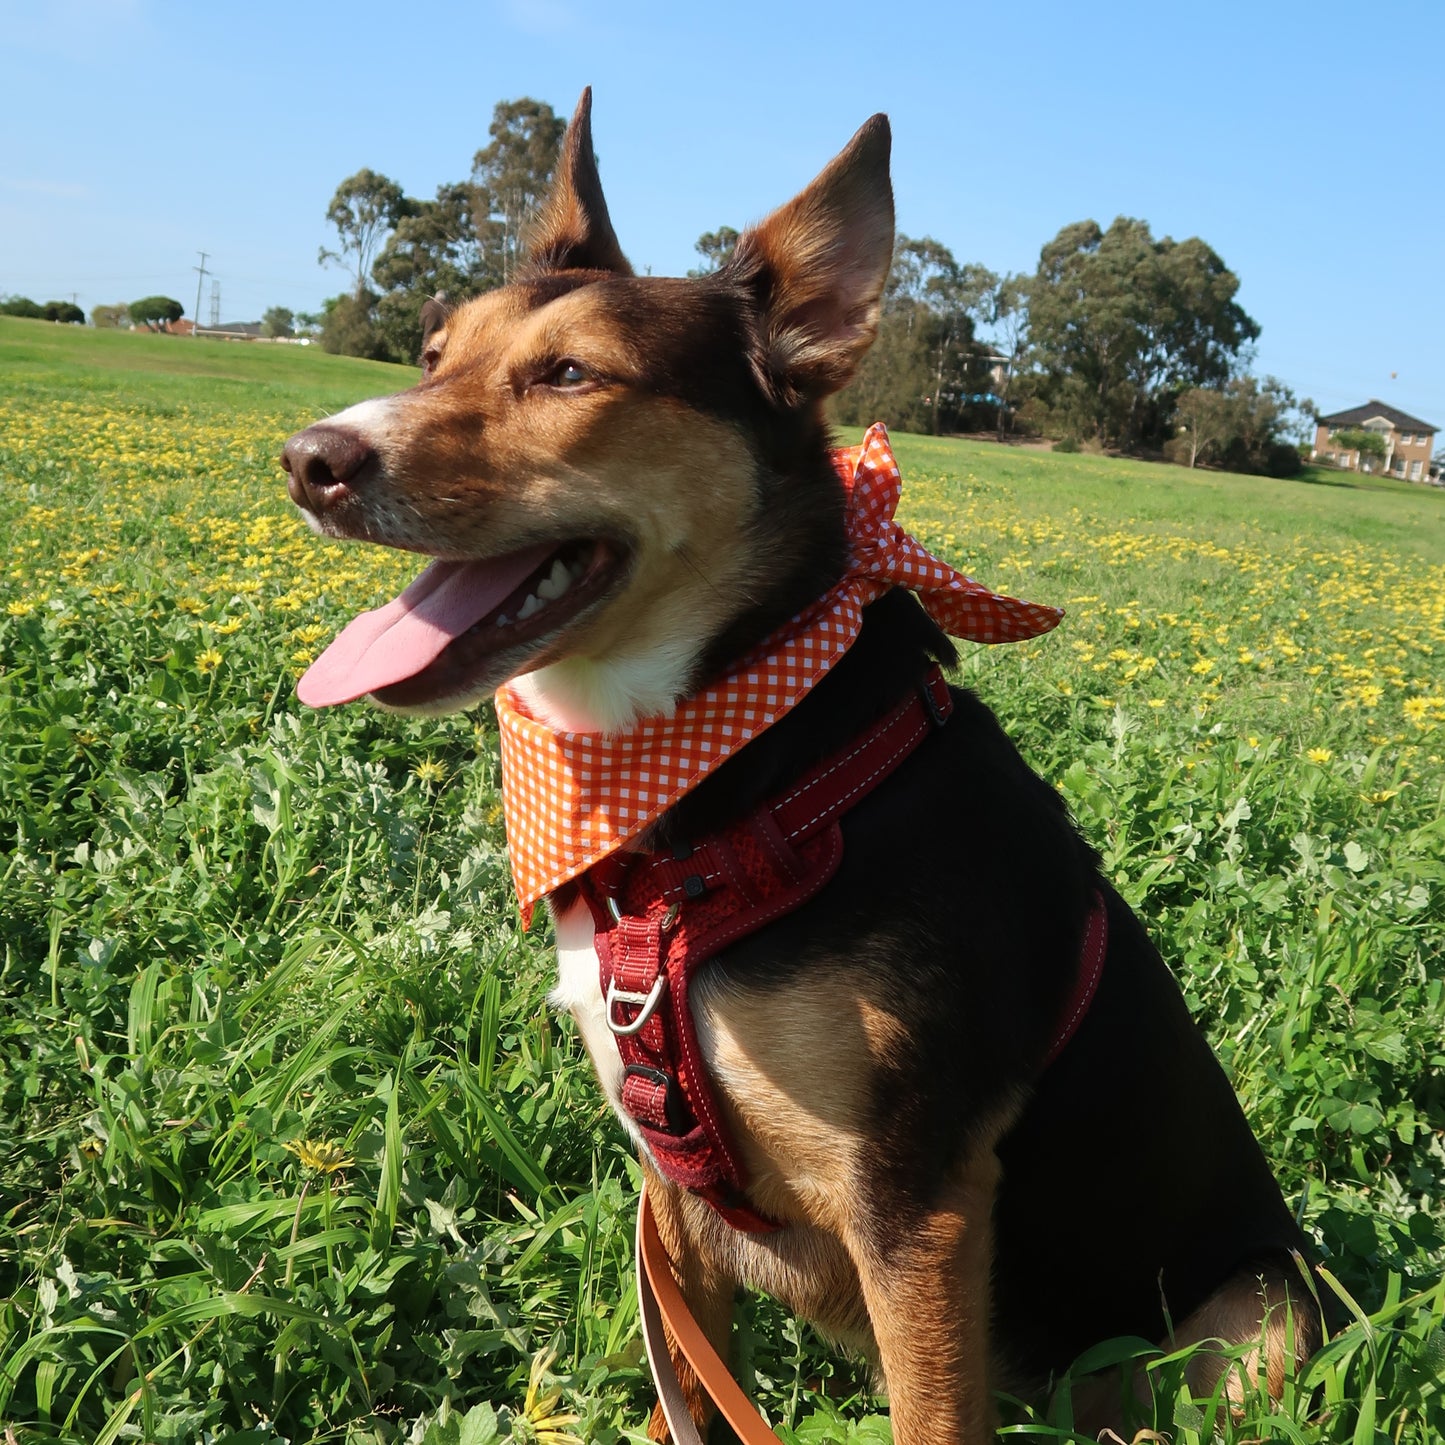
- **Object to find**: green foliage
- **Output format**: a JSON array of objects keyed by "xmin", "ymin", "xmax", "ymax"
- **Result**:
[
  {"xmin": 834, "ymin": 234, "xmax": 997, "ymax": 435},
  {"xmin": 89, "ymin": 303, "xmax": 129, "ymax": 329},
  {"xmin": 0, "ymin": 323, "xmax": 1441, "ymax": 1441},
  {"xmin": 319, "ymin": 169, "xmax": 412, "ymax": 302},
  {"xmin": 320, "ymin": 291, "xmax": 391, "ymax": 362},
  {"xmin": 371, "ymin": 183, "xmax": 494, "ymax": 364},
  {"xmin": 1334, "ymin": 427, "xmax": 1390, "ymax": 464},
  {"xmin": 1172, "ymin": 375, "xmax": 1312, "ymax": 475},
  {"xmin": 1, "ymin": 297, "xmax": 84, "ymax": 323},
  {"xmin": 470, "ymin": 98, "xmax": 565, "ymax": 287},
  {"xmin": 128, "ymin": 295, "xmax": 184, "ymax": 331},
  {"xmin": 690, "ymin": 226, "xmax": 740, "ymax": 275},
  {"xmin": 262, "ymin": 306, "xmax": 296, "ymax": 340},
  {"xmin": 1028, "ymin": 217, "xmax": 1259, "ymax": 449},
  {"xmin": 318, "ymin": 98, "xmax": 565, "ymax": 364}
]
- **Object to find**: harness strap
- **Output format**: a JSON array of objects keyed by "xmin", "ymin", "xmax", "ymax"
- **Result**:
[{"xmin": 1044, "ymin": 890, "xmax": 1108, "ymax": 1066}]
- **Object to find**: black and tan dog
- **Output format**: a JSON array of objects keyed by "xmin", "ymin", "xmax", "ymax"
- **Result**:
[{"xmin": 282, "ymin": 91, "xmax": 1318, "ymax": 1444}]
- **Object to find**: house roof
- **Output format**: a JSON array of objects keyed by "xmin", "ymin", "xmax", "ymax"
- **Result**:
[{"xmin": 1319, "ymin": 399, "xmax": 1438, "ymax": 433}]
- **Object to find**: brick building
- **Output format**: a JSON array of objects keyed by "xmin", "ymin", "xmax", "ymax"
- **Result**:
[{"xmin": 1313, "ymin": 401, "xmax": 1437, "ymax": 482}]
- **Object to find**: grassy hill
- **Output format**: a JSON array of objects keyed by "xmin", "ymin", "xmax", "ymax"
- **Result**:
[{"xmin": 1, "ymin": 316, "xmax": 1442, "ymax": 1443}]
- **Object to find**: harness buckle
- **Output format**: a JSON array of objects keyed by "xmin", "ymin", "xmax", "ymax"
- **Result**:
[
  {"xmin": 920, "ymin": 669, "xmax": 952, "ymax": 728},
  {"xmin": 605, "ymin": 974, "xmax": 668, "ymax": 1036}
]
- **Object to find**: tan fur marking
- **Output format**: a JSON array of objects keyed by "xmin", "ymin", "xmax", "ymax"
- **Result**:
[
  {"xmin": 1174, "ymin": 1261, "xmax": 1320, "ymax": 1404},
  {"xmin": 853, "ymin": 1156, "xmax": 1002, "ymax": 1445},
  {"xmin": 1067, "ymin": 1260, "xmax": 1321, "ymax": 1434},
  {"xmin": 694, "ymin": 966, "xmax": 880, "ymax": 1231}
]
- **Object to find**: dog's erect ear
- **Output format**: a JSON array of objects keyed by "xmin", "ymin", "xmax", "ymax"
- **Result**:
[
  {"xmin": 420, "ymin": 293, "xmax": 450, "ymax": 344},
  {"xmin": 731, "ymin": 116, "xmax": 894, "ymax": 405},
  {"xmin": 526, "ymin": 88, "xmax": 633, "ymax": 276}
]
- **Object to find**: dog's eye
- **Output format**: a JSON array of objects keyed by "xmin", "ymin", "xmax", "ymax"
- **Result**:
[{"xmin": 549, "ymin": 359, "xmax": 590, "ymax": 388}]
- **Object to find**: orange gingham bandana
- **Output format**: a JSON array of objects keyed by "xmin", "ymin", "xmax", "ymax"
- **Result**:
[{"xmin": 496, "ymin": 423, "xmax": 1063, "ymax": 921}]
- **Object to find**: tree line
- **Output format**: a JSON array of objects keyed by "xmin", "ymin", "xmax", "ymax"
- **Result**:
[
  {"xmin": 314, "ymin": 97, "xmax": 1313, "ymax": 476},
  {"xmin": 1, "ymin": 296, "xmax": 85, "ymax": 324}
]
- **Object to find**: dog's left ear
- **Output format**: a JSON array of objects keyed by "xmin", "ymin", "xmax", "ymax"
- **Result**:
[
  {"xmin": 420, "ymin": 293, "xmax": 450, "ymax": 343},
  {"xmin": 731, "ymin": 116, "xmax": 894, "ymax": 406},
  {"xmin": 526, "ymin": 88, "xmax": 633, "ymax": 276}
]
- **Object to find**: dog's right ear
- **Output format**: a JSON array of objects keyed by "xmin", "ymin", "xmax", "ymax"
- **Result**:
[
  {"xmin": 730, "ymin": 116, "xmax": 894, "ymax": 407},
  {"xmin": 526, "ymin": 88, "xmax": 633, "ymax": 276}
]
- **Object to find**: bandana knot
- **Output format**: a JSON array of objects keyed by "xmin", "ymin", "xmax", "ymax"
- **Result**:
[{"xmin": 497, "ymin": 424, "xmax": 1062, "ymax": 920}]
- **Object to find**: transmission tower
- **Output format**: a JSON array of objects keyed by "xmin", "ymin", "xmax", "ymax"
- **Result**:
[{"xmin": 209, "ymin": 279, "xmax": 220, "ymax": 328}]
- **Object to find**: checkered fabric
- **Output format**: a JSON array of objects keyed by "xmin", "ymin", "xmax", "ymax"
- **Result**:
[{"xmin": 496, "ymin": 423, "xmax": 1063, "ymax": 920}]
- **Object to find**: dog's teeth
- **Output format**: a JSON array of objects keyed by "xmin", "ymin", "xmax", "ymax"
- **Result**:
[
  {"xmin": 536, "ymin": 558, "xmax": 572, "ymax": 602},
  {"xmin": 496, "ymin": 613, "xmax": 510, "ymax": 627},
  {"xmin": 517, "ymin": 592, "xmax": 541, "ymax": 621}
]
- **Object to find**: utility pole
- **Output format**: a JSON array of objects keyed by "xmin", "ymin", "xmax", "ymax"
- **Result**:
[{"xmin": 193, "ymin": 251, "xmax": 209, "ymax": 337}]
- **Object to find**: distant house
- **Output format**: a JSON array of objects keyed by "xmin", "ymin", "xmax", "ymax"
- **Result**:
[
  {"xmin": 196, "ymin": 321, "xmax": 264, "ymax": 340},
  {"xmin": 1313, "ymin": 401, "xmax": 1438, "ymax": 483}
]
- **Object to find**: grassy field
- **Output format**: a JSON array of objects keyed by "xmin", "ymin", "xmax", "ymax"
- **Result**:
[{"xmin": 1, "ymin": 315, "xmax": 1442, "ymax": 1444}]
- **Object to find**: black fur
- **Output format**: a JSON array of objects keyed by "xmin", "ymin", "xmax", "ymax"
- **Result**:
[{"xmin": 636, "ymin": 586, "xmax": 1307, "ymax": 1384}]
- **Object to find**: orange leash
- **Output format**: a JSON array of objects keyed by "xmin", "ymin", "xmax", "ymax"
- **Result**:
[{"xmin": 636, "ymin": 1186, "xmax": 783, "ymax": 1445}]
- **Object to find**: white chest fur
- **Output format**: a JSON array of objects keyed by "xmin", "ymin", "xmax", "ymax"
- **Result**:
[{"xmin": 549, "ymin": 898, "xmax": 638, "ymax": 1141}]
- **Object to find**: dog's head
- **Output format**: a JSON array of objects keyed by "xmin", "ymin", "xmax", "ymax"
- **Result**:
[{"xmin": 283, "ymin": 90, "xmax": 893, "ymax": 731}]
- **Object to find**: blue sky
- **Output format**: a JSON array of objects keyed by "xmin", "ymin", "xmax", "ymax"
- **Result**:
[{"xmin": 3, "ymin": 0, "xmax": 1442, "ymax": 429}]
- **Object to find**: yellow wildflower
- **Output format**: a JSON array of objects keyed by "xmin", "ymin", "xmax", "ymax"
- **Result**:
[{"xmin": 283, "ymin": 1138, "xmax": 353, "ymax": 1175}]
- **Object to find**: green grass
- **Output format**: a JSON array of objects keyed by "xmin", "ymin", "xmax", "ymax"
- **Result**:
[{"xmin": 1, "ymin": 316, "xmax": 1442, "ymax": 1443}]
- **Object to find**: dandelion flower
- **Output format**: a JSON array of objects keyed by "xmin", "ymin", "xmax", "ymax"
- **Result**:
[
  {"xmin": 283, "ymin": 1138, "xmax": 353, "ymax": 1175},
  {"xmin": 519, "ymin": 1346, "xmax": 582, "ymax": 1445},
  {"xmin": 1306, "ymin": 747, "xmax": 1333, "ymax": 764}
]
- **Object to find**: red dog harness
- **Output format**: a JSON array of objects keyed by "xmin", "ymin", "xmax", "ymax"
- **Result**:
[{"xmin": 578, "ymin": 665, "xmax": 1107, "ymax": 1232}]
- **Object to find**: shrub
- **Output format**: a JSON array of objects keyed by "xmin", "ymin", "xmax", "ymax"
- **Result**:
[{"xmin": 1263, "ymin": 440, "xmax": 1303, "ymax": 477}]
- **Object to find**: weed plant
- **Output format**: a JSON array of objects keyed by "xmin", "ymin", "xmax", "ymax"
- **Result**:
[{"xmin": 1, "ymin": 320, "xmax": 1442, "ymax": 1442}]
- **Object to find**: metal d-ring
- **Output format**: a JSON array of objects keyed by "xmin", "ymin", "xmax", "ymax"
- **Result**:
[{"xmin": 605, "ymin": 974, "xmax": 668, "ymax": 1036}]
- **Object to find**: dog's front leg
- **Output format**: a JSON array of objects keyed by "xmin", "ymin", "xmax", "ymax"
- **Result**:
[
  {"xmin": 642, "ymin": 1168, "xmax": 737, "ymax": 1444},
  {"xmin": 847, "ymin": 1149, "xmax": 1001, "ymax": 1445}
]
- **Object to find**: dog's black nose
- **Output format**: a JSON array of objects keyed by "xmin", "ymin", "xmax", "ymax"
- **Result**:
[{"xmin": 281, "ymin": 426, "xmax": 375, "ymax": 512}]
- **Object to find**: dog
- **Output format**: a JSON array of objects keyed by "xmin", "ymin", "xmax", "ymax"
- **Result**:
[{"xmin": 281, "ymin": 90, "xmax": 1319, "ymax": 1444}]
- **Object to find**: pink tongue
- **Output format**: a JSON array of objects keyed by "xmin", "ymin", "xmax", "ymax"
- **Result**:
[{"xmin": 297, "ymin": 544, "xmax": 555, "ymax": 707}]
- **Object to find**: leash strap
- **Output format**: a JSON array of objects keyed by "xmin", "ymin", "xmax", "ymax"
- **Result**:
[{"xmin": 637, "ymin": 1184, "xmax": 783, "ymax": 1445}]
